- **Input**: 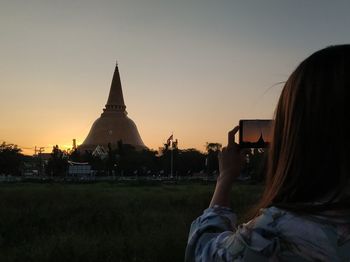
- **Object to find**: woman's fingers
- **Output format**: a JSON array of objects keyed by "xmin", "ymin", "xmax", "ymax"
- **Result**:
[{"xmin": 228, "ymin": 126, "xmax": 240, "ymax": 147}]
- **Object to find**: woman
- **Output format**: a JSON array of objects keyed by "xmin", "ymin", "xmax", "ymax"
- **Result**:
[{"xmin": 185, "ymin": 45, "xmax": 350, "ymax": 261}]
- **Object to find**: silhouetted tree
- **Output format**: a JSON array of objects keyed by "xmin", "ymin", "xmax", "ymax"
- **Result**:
[
  {"xmin": 116, "ymin": 143, "xmax": 158, "ymax": 176},
  {"xmin": 177, "ymin": 149, "xmax": 206, "ymax": 176},
  {"xmin": 0, "ymin": 142, "xmax": 22, "ymax": 175},
  {"xmin": 205, "ymin": 142, "xmax": 222, "ymax": 174},
  {"xmin": 87, "ymin": 152, "xmax": 105, "ymax": 175},
  {"xmin": 205, "ymin": 143, "xmax": 222, "ymax": 152},
  {"xmin": 69, "ymin": 148, "xmax": 82, "ymax": 162},
  {"xmin": 46, "ymin": 145, "xmax": 68, "ymax": 176},
  {"xmin": 106, "ymin": 143, "xmax": 118, "ymax": 176}
]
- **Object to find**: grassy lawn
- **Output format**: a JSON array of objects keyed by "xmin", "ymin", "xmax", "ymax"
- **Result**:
[{"xmin": 0, "ymin": 182, "xmax": 263, "ymax": 262}]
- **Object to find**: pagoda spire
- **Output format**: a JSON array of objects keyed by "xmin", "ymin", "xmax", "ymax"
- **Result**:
[{"xmin": 105, "ymin": 62, "xmax": 126, "ymax": 112}]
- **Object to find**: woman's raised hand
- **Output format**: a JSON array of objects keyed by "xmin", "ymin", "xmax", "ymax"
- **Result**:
[{"xmin": 217, "ymin": 126, "xmax": 243, "ymax": 185}]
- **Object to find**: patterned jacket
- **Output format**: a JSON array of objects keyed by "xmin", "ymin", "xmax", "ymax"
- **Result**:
[{"xmin": 185, "ymin": 205, "xmax": 350, "ymax": 261}]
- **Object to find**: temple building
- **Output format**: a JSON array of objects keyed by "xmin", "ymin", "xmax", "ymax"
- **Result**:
[{"xmin": 79, "ymin": 63, "xmax": 146, "ymax": 151}]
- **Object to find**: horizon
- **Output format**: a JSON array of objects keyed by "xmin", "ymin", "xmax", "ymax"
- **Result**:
[{"xmin": 1, "ymin": 0, "xmax": 350, "ymax": 155}]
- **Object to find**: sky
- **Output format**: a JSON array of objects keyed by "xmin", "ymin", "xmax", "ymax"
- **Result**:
[{"xmin": 0, "ymin": 0, "xmax": 349, "ymax": 155}]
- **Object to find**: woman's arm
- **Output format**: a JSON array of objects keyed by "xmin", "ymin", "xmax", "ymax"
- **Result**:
[
  {"xmin": 209, "ymin": 126, "xmax": 242, "ymax": 207},
  {"xmin": 186, "ymin": 127, "xmax": 283, "ymax": 261},
  {"xmin": 185, "ymin": 126, "xmax": 248, "ymax": 262}
]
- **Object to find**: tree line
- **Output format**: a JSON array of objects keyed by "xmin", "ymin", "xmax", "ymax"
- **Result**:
[{"xmin": 0, "ymin": 141, "xmax": 267, "ymax": 181}]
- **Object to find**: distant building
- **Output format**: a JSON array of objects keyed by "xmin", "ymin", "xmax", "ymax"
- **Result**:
[
  {"xmin": 92, "ymin": 145, "xmax": 108, "ymax": 159},
  {"xmin": 68, "ymin": 161, "xmax": 92, "ymax": 176},
  {"xmin": 79, "ymin": 63, "xmax": 146, "ymax": 152}
]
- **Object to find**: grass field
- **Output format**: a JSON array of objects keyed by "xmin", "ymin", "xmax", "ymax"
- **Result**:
[{"xmin": 0, "ymin": 182, "xmax": 263, "ymax": 262}]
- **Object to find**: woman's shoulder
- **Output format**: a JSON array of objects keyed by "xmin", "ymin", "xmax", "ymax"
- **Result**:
[
  {"xmin": 247, "ymin": 205, "xmax": 350, "ymax": 231},
  {"xmin": 231, "ymin": 206, "xmax": 350, "ymax": 261}
]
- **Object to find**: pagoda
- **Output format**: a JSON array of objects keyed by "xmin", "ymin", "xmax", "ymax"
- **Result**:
[{"xmin": 79, "ymin": 63, "xmax": 146, "ymax": 151}]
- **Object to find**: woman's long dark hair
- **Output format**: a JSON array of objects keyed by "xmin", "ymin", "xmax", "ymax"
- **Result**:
[{"xmin": 252, "ymin": 45, "xmax": 350, "ymax": 216}]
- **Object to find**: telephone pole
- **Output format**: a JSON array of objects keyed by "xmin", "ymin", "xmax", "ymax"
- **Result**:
[{"xmin": 34, "ymin": 146, "xmax": 45, "ymax": 175}]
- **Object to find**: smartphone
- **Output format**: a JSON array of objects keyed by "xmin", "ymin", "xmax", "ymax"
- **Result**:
[{"xmin": 239, "ymin": 119, "xmax": 274, "ymax": 148}]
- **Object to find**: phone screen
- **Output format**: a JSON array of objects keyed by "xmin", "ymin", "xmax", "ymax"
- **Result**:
[{"xmin": 239, "ymin": 119, "xmax": 273, "ymax": 148}]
